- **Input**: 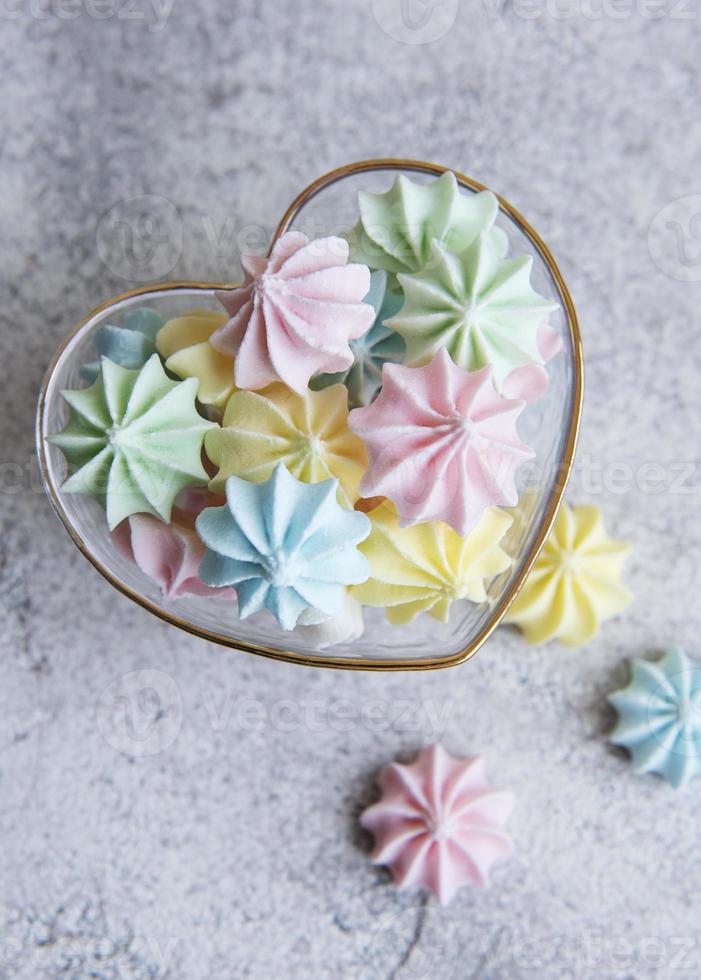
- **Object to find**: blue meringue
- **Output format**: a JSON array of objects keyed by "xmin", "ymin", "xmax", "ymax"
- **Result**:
[
  {"xmin": 311, "ymin": 270, "xmax": 405, "ymax": 408},
  {"xmin": 608, "ymin": 648, "xmax": 701, "ymax": 788},
  {"xmin": 196, "ymin": 464, "xmax": 371, "ymax": 630},
  {"xmin": 81, "ymin": 308, "xmax": 166, "ymax": 382}
]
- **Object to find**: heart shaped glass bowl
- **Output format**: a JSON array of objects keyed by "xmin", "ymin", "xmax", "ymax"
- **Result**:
[{"xmin": 36, "ymin": 159, "xmax": 582, "ymax": 670}]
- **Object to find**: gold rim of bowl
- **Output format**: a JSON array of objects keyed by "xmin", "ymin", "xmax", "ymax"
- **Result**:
[{"xmin": 35, "ymin": 158, "xmax": 583, "ymax": 671}]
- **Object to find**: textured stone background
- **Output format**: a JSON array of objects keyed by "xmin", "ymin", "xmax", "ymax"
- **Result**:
[{"xmin": 1, "ymin": 1, "xmax": 700, "ymax": 977}]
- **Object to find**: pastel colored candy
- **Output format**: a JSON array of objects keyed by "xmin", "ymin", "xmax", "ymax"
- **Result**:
[
  {"xmin": 361, "ymin": 744, "xmax": 514, "ymax": 905},
  {"xmin": 351, "ymin": 500, "xmax": 513, "ymax": 624},
  {"xmin": 48, "ymin": 354, "xmax": 215, "ymax": 530},
  {"xmin": 386, "ymin": 232, "xmax": 559, "ymax": 385},
  {"xmin": 196, "ymin": 465, "xmax": 371, "ymax": 631},
  {"xmin": 500, "ymin": 323, "xmax": 562, "ymax": 403},
  {"xmin": 349, "ymin": 349, "xmax": 534, "ymax": 536},
  {"xmin": 504, "ymin": 501, "xmax": 632, "ymax": 646},
  {"xmin": 608, "ymin": 648, "xmax": 701, "ymax": 788},
  {"xmin": 112, "ymin": 513, "xmax": 233, "ymax": 600},
  {"xmin": 500, "ymin": 488, "xmax": 540, "ymax": 560},
  {"xmin": 211, "ymin": 232, "xmax": 375, "ymax": 394},
  {"xmin": 204, "ymin": 382, "xmax": 367, "ymax": 508},
  {"xmin": 345, "ymin": 171, "xmax": 507, "ymax": 275},
  {"xmin": 156, "ymin": 308, "xmax": 232, "ymax": 410},
  {"xmin": 310, "ymin": 270, "xmax": 405, "ymax": 408},
  {"xmin": 295, "ymin": 594, "xmax": 365, "ymax": 649},
  {"xmin": 80, "ymin": 307, "xmax": 165, "ymax": 383}
]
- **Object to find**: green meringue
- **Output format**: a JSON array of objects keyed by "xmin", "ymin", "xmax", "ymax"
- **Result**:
[
  {"xmin": 386, "ymin": 233, "xmax": 559, "ymax": 383},
  {"xmin": 48, "ymin": 354, "xmax": 216, "ymax": 529},
  {"xmin": 345, "ymin": 171, "xmax": 506, "ymax": 275}
]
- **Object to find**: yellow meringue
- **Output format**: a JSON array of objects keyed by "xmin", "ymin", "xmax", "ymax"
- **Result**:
[
  {"xmin": 504, "ymin": 501, "xmax": 631, "ymax": 646},
  {"xmin": 501, "ymin": 488, "xmax": 540, "ymax": 559},
  {"xmin": 156, "ymin": 309, "xmax": 233, "ymax": 410},
  {"xmin": 204, "ymin": 383, "xmax": 367, "ymax": 508},
  {"xmin": 351, "ymin": 501, "xmax": 513, "ymax": 624}
]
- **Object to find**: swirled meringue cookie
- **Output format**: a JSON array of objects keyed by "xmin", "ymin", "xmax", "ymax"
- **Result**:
[
  {"xmin": 196, "ymin": 465, "xmax": 371, "ymax": 631},
  {"xmin": 351, "ymin": 501, "xmax": 512, "ymax": 624},
  {"xmin": 204, "ymin": 382, "xmax": 367, "ymax": 508},
  {"xmin": 311, "ymin": 270, "xmax": 405, "ymax": 408},
  {"xmin": 156, "ymin": 308, "xmax": 232, "ymax": 410},
  {"xmin": 361, "ymin": 744, "xmax": 514, "ymax": 904},
  {"xmin": 386, "ymin": 232, "xmax": 558, "ymax": 385},
  {"xmin": 608, "ymin": 648, "xmax": 701, "ymax": 788},
  {"xmin": 211, "ymin": 232, "xmax": 375, "ymax": 394},
  {"xmin": 504, "ymin": 502, "xmax": 631, "ymax": 646},
  {"xmin": 345, "ymin": 171, "xmax": 506, "ymax": 274},
  {"xmin": 349, "ymin": 349, "xmax": 533, "ymax": 536},
  {"xmin": 48, "ymin": 355, "xmax": 215, "ymax": 529},
  {"xmin": 81, "ymin": 307, "xmax": 165, "ymax": 383}
]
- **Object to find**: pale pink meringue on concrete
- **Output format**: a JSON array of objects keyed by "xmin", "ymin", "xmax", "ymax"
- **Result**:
[
  {"xmin": 112, "ymin": 514, "xmax": 233, "ymax": 600},
  {"xmin": 212, "ymin": 232, "xmax": 375, "ymax": 394},
  {"xmin": 361, "ymin": 744, "xmax": 514, "ymax": 905},
  {"xmin": 348, "ymin": 349, "xmax": 534, "ymax": 536}
]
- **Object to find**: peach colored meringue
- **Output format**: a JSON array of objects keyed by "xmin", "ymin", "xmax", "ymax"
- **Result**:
[
  {"xmin": 211, "ymin": 232, "xmax": 375, "ymax": 394},
  {"xmin": 361, "ymin": 744, "xmax": 514, "ymax": 905},
  {"xmin": 349, "ymin": 349, "xmax": 534, "ymax": 536}
]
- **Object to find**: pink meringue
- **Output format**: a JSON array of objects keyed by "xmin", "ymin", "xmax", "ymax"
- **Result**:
[
  {"xmin": 501, "ymin": 321, "xmax": 563, "ymax": 403},
  {"xmin": 349, "ymin": 349, "xmax": 534, "ymax": 536},
  {"xmin": 361, "ymin": 744, "xmax": 514, "ymax": 905},
  {"xmin": 112, "ymin": 513, "xmax": 232, "ymax": 600},
  {"xmin": 212, "ymin": 232, "xmax": 375, "ymax": 394}
]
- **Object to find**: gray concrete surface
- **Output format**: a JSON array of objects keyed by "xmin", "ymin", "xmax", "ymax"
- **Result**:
[{"xmin": 1, "ymin": 1, "xmax": 701, "ymax": 977}]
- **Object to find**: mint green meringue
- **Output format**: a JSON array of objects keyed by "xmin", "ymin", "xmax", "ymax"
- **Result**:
[
  {"xmin": 386, "ymin": 233, "xmax": 559, "ymax": 383},
  {"xmin": 345, "ymin": 171, "xmax": 505, "ymax": 275},
  {"xmin": 48, "ymin": 354, "xmax": 216, "ymax": 529}
]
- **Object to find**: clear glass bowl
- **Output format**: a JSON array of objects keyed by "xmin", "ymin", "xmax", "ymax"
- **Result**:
[{"xmin": 36, "ymin": 160, "xmax": 582, "ymax": 670}]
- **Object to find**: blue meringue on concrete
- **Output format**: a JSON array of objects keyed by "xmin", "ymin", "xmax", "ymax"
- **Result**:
[
  {"xmin": 608, "ymin": 648, "xmax": 701, "ymax": 788},
  {"xmin": 196, "ymin": 464, "xmax": 371, "ymax": 630}
]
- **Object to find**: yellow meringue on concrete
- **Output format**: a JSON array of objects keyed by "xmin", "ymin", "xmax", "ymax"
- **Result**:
[
  {"xmin": 504, "ymin": 501, "xmax": 631, "ymax": 646},
  {"xmin": 351, "ymin": 501, "xmax": 513, "ymax": 624}
]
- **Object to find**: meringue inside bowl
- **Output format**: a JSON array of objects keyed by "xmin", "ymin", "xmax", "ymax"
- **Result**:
[{"xmin": 37, "ymin": 162, "xmax": 582, "ymax": 669}]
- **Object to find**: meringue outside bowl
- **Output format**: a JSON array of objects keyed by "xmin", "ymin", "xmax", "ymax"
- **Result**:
[{"xmin": 36, "ymin": 159, "xmax": 582, "ymax": 670}]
